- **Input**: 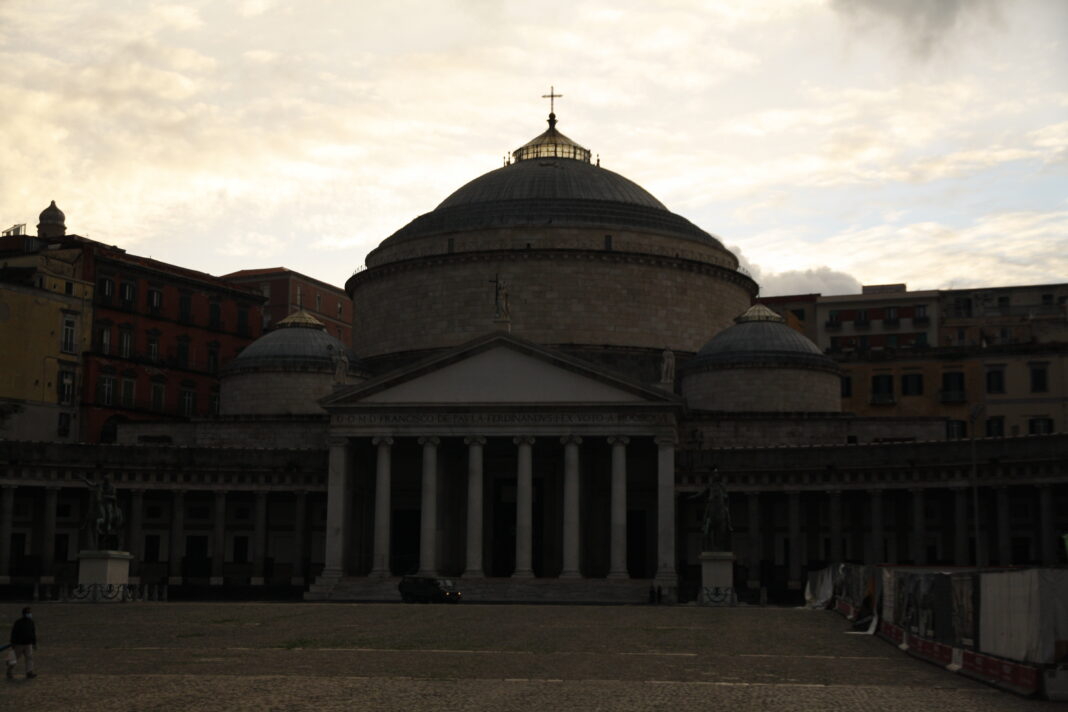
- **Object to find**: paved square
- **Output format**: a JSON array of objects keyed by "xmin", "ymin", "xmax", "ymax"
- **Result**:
[{"xmin": 1, "ymin": 602, "xmax": 1059, "ymax": 711}]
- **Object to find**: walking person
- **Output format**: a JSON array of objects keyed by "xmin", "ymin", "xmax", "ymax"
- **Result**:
[{"xmin": 6, "ymin": 606, "xmax": 36, "ymax": 679}]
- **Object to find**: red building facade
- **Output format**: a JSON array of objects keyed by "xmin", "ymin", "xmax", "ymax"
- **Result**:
[{"xmin": 222, "ymin": 267, "xmax": 352, "ymax": 347}]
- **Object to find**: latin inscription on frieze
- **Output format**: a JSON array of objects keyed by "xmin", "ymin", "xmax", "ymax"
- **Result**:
[{"xmin": 332, "ymin": 412, "xmax": 671, "ymax": 427}]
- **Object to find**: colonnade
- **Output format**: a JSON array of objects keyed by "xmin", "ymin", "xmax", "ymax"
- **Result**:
[{"xmin": 320, "ymin": 433, "xmax": 678, "ymax": 584}]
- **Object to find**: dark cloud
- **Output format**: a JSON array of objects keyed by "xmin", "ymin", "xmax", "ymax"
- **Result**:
[{"xmin": 831, "ymin": 0, "xmax": 1000, "ymax": 58}]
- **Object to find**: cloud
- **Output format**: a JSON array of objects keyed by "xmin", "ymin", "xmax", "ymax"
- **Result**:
[
  {"xmin": 831, "ymin": 0, "xmax": 1001, "ymax": 59},
  {"xmin": 758, "ymin": 267, "xmax": 864, "ymax": 297}
]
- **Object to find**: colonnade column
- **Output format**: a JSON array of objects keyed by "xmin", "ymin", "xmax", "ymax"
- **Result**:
[
  {"xmin": 911, "ymin": 488, "xmax": 926, "ymax": 566},
  {"xmin": 41, "ymin": 487, "xmax": 58, "ymax": 582},
  {"xmin": 0, "ymin": 486, "xmax": 13, "ymax": 581},
  {"xmin": 787, "ymin": 491, "xmax": 801, "ymax": 589},
  {"xmin": 746, "ymin": 492, "xmax": 761, "ymax": 589},
  {"xmin": 320, "ymin": 437, "xmax": 350, "ymax": 582},
  {"xmin": 868, "ymin": 489, "xmax": 883, "ymax": 565},
  {"xmin": 560, "ymin": 435, "xmax": 583, "ymax": 579},
  {"xmin": 292, "ymin": 490, "xmax": 307, "ymax": 585},
  {"xmin": 252, "ymin": 491, "xmax": 268, "ymax": 585},
  {"xmin": 996, "ymin": 486, "xmax": 1011, "ymax": 565},
  {"xmin": 464, "ymin": 436, "xmax": 486, "ymax": 578},
  {"xmin": 1039, "ymin": 484, "xmax": 1055, "ymax": 566},
  {"xmin": 828, "ymin": 490, "xmax": 842, "ymax": 564},
  {"xmin": 370, "ymin": 436, "xmax": 394, "ymax": 577},
  {"xmin": 607, "ymin": 436, "xmax": 629, "ymax": 579},
  {"xmin": 654, "ymin": 435, "xmax": 677, "ymax": 588},
  {"xmin": 169, "ymin": 490, "xmax": 185, "ymax": 584},
  {"xmin": 417, "ymin": 436, "xmax": 440, "ymax": 576},
  {"xmin": 128, "ymin": 489, "xmax": 144, "ymax": 579},
  {"xmin": 513, "ymin": 436, "xmax": 535, "ymax": 578},
  {"xmin": 211, "ymin": 490, "xmax": 226, "ymax": 585}
]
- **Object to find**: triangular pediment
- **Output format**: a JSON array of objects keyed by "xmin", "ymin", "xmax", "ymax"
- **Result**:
[{"xmin": 323, "ymin": 333, "xmax": 679, "ymax": 408}]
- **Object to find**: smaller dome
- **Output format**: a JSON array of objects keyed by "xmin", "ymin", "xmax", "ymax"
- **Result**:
[
  {"xmin": 689, "ymin": 303, "xmax": 835, "ymax": 372},
  {"xmin": 225, "ymin": 310, "xmax": 362, "ymax": 373},
  {"xmin": 38, "ymin": 200, "xmax": 65, "ymax": 225}
]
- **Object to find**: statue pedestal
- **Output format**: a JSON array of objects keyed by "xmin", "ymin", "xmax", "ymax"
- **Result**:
[
  {"xmin": 78, "ymin": 550, "xmax": 133, "ymax": 586},
  {"xmin": 699, "ymin": 551, "xmax": 736, "ymax": 606}
]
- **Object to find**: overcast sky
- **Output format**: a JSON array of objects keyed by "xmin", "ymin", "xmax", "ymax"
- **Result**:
[{"xmin": 1, "ymin": 0, "xmax": 1065, "ymax": 296}]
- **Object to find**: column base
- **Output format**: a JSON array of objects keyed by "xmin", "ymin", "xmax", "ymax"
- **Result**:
[
  {"xmin": 416, "ymin": 569, "xmax": 438, "ymax": 578},
  {"xmin": 512, "ymin": 569, "xmax": 534, "ymax": 579},
  {"xmin": 462, "ymin": 570, "xmax": 484, "ymax": 578},
  {"xmin": 210, "ymin": 577, "xmax": 224, "ymax": 586},
  {"xmin": 607, "ymin": 570, "xmax": 629, "ymax": 580},
  {"xmin": 559, "ymin": 570, "xmax": 581, "ymax": 580},
  {"xmin": 369, "ymin": 568, "xmax": 391, "ymax": 578}
]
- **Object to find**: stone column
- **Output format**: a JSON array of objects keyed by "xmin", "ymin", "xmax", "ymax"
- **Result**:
[
  {"xmin": 607, "ymin": 436, "xmax": 629, "ymax": 579},
  {"xmin": 292, "ymin": 491, "xmax": 307, "ymax": 585},
  {"xmin": 654, "ymin": 435, "xmax": 677, "ymax": 589},
  {"xmin": 910, "ymin": 488, "xmax": 926, "ymax": 565},
  {"xmin": 746, "ymin": 492, "xmax": 760, "ymax": 589},
  {"xmin": 1039, "ymin": 484, "xmax": 1055, "ymax": 566},
  {"xmin": 513, "ymin": 436, "xmax": 535, "ymax": 578},
  {"xmin": 320, "ymin": 437, "xmax": 350, "ymax": 582},
  {"xmin": 828, "ymin": 490, "xmax": 842, "ymax": 564},
  {"xmin": 464, "ymin": 436, "xmax": 486, "ymax": 578},
  {"xmin": 560, "ymin": 435, "xmax": 583, "ymax": 579},
  {"xmin": 996, "ymin": 486, "xmax": 1011, "ymax": 566},
  {"xmin": 169, "ymin": 490, "xmax": 185, "ymax": 584},
  {"xmin": 252, "ymin": 491, "xmax": 268, "ymax": 585},
  {"xmin": 787, "ymin": 490, "xmax": 801, "ymax": 589},
  {"xmin": 128, "ymin": 489, "xmax": 144, "ymax": 579},
  {"xmin": 868, "ymin": 489, "xmax": 883, "ymax": 565},
  {"xmin": 417, "ymin": 436, "xmax": 440, "ymax": 577},
  {"xmin": 370, "ymin": 436, "xmax": 394, "ymax": 577},
  {"xmin": 211, "ymin": 490, "xmax": 227, "ymax": 585},
  {"xmin": 40, "ymin": 487, "xmax": 58, "ymax": 582},
  {"xmin": 0, "ymin": 486, "xmax": 14, "ymax": 581},
  {"xmin": 953, "ymin": 487, "xmax": 969, "ymax": 566}
]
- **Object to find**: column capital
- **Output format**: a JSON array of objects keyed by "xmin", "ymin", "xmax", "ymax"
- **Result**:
[
  {"xmin": 327, "ymin": 436, "xmax": 349, "ymax": 448},
  {"xmin": 867, "ymin": 488, "xmax": 884, "ymax": 497},
  {"xmin": 559, "ymin": 435, "xmax": 583, "ymax": 446},
  {"xmin": 214, "ymin": 490, "xmax": 228, "ymax": 499},
  {"xmin": 464, "ymin": 435, "xmax": 487, "ymax": 446},
  {"xmin": 45, "ymin": 485, "xmax": 61, "ymax": 492},
  {"xmin": 513, "ymin": 436, "xmax": 535, "ymax": 446},
  {"xmin": 372, "ymin": 436, "xmax": 394, "ymax": 447},
  {"xmin": 129, "ymin": 488, "xmax": 146, "ymax": 495},
  {"xmin": 653, "ymin": 434, "xmax": 677, "ymax": 447},
  {"xmin": 607, "ymin": 435, "xmax": 630, "ymax": 446},
  {"xmin": 418, "ymin": 436, "xmax": 441, "ymax": 447},
  {"xmin": 0, "ymin": 484, "xmax": 16, "ymax": 491},
  {"xmin": 827, "ymin": 488, "xmax": 842, "ymax": 496},
  {"xmin": 255, "ymin": 490, "xmax": 268, "ymax": 501}
]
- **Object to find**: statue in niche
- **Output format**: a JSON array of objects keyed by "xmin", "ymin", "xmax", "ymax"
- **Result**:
[
  {"xmin": 333, "ymin": 350, "xmax": 349, "ymax": 384},
  {"xmin": 498, "ymin": 279, "xmax": 510, "ymax": 319},
  {"xmin": 690, "ymin": 469, "xmax": 732, "ymax": 551},
  {"xmin": 660, "ymin": 348, "xmax": 675, "ymax": 384},
  {"xmin": 80, "ymin": 470, "xmax": 124, "ymax": 550}
]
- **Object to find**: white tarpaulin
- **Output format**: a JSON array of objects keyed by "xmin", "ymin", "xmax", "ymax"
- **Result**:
[
  {"xmin": 980, "ymin": 569, "xmax": 1068, "ymax": 664},
  {"xmin": 804, "ymin": 566, "xmax": 835, "ymax": 609}
]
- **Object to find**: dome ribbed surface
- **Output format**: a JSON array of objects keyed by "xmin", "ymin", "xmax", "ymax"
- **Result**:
[
  {"xmin": 690, "ymin": 314, "xmax": 837, "ymax": 372},
  {"xmin": 226, "ymin": 316, "xmax": 359, "ymax": 372},
  {"xmin": 38, "ymin": 200, "xmax": 65, "ymax": 225}
]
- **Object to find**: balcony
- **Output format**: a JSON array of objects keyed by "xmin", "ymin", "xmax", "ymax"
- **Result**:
[
  {"xmin": 882, "ymin": 317, "xmax": 900, "ymax": 327},
  {"xmin": 853, "ymin": 318, "xmax": 871, "ymax": 330},
  {"xmin": 870, "ymin": 393, "xmax": 895, "ymax": 405},
  {"xmin": 824, "ymin": 319, "xmax": 841, "ymax": 331},
  {"xmin": 939, "ymin": 390, "xmax": 966, "ymax": 404},
  {"xmin": 913, "ymin": 315, "xmax": 930, "ymax": 326}
]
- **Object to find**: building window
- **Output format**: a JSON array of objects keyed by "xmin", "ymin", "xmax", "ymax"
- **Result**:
[
  {"xmin": 181, "ymin": 388, "xmax": 196, "ymax": 416},
  {"xmin": 147, "ymin": 336, "xmax": 159, "ymax": 362},
  {"xmin": 176, "ymin": 337, "xmax": 190, "ymax": 369},
  {"xmin": 151, "ymin": 382, "xmax": 166, "ymax": 411},
  {"xmin": 947, "ymin": 420, "xmax": 967, "ymax": 440},
  {"xmin": 119, "ymin": 329, "xmax": 132, "ymax": 358},
  {"xmin": 210, "ymin": 390, "xmax": 220, "ymax": 414},
  {"xmin": 1029, "ymin": 417, "xmax": 1054, "ymax": 435},
  {"xmin": 179, "ymin": 293, "xmax": 192, "ymax": 323},
  {"xmin": 337, "ymin": 300, "xmax": 343, "ymax": 317},
  {"xmin": 941, "ymin": 371, "xmax": 965, "ymax": 402},
  {"xmin": 61, "ymin": 317, "xmax": 76, "ymax": 353},
  {"xmin": 98, "ymin": 277, "xmax": 114, "ymax": 302},
  {"xmin": 840, "ymin": 376, "xmax": 852, "ymax": 398},
  {"xmin": 870, "ymin": 374, "xmax": 894, "ymax": 404},
  {"xmin": 209, "ymin": 302, "xmax": 221, "ymax": 329},
  {"xmin": 207, "ymin": 345, "xmax": 219, "ymax": 374},
  {"xmin": 233, "ymin": 536, "xmax": 249, "ymax": 564},
  {"xmin": 143, "ymin": 535, "xmax": 160, "ymax": 563},
  {"xmin": 315, "ymin": 293, "xmax": 322, "ymax": 311},
  {"xmin": 997, "ymin": 296, "xmax": 1010, "ymax": 311},
  {"xmin": 58, "ymin": 370, "xmax": 74, "ymax": 405},
  {"xmin": 148, "ymin": 288, "xmax": 163, "ymax": 312},
  {"xmin": 1042, "ymin": 293, "xmax": 1054, "ymax": 306},
  {"xmin": 1030, "ymin": 364, "xmax": 1048, "ymax": 393},
  {"xmin": 855, "ymin": 309, "xmax": 869, "ymax": 326},
  {"xmin": 64, "ymin": 281, "xmax": 73, "ymax": 295},
  {"xmin": 901, "ymin": 373, "xmax": 923, "ymax": 396},
  {"xmin": 57, "ymin": 412, "xmax": 71, "ymax": 437},
  {"xmin": 296, "ymin": 286, "xmax": 303, "ymax": 307},
  {"xmin": 98, "ymin": 375, "xmax": 116, "ymax": 406},
  {"xmin": 915, "ymin": 332, "xmax": 928, "ymax": 347},
  {"xmin": 121, "ymin": 378, "xmax": 135, "ymax": 408},
  {"xmin": 237, "ymin": 308, "xmax": 249, "ymax": 336},
  {"xmin": 885, "ymin": 334, "xmax": 898, "ymax": 349},
  {"xmin": 986, "ymin": 368, "xmax": 1005, "ymax": 394},
  {"xmin": 120, "ymin": 281, "xmax": 136, "ymax": 304},
  {"xmin": 985, "ymin": 416, "xmax": 1004, "ymax": 437},
  {"xmin": 98, "ymin": 326, "xmax": 111, "ymax": 355}
]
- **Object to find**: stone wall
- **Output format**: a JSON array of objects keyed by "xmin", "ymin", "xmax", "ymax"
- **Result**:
[
  {"xmin": 351, "ymin": 250, "xmax": 755, "ymax": 358},
  {"xmin": 682, "ymin": 412, "xmax": 945, "ymax": 448},
  {"xmin": 682, "ymin": 367, "xmax": 841, "ymax": 412}
]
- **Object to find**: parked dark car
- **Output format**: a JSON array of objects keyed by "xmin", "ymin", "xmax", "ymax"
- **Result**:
[{"xmin": 398, "ymin": 576, "xmax": 463, "ymax": 603}]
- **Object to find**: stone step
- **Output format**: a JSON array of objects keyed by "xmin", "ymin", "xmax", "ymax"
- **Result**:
[{"xmin": 310, "ymin": 576, "xmax": 656, "ymax": 604}]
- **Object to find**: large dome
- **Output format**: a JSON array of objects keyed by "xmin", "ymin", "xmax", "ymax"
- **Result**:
[{"xmin": 691, "ymin": 304, "xmax": 832, "ymax": 371}]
